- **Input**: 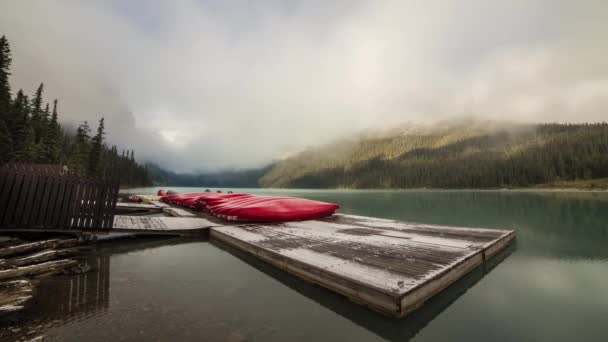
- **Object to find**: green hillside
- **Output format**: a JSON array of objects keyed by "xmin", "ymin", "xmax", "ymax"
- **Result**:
[{"xmin": 259, "ymin": 120, "xmax": 608, "ymax": 189}]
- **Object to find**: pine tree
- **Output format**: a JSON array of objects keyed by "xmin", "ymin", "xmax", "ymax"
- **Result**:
[
  {"xmin": 0, "ymin": 36, "xmax": 11, "ymax": 122},
  {"xmin": 68, "ymin": 121, "xmax": 91, "ymax": 175},
  {"xmin": 0, "ymin": 118, "xmax": 14, "ymax": 162},
  {"xmin": 0, "ymin": 36, "xmax": 13, "ymax": 162},
  {"xmin": 0, "ymin": 35, "xmax": 151, "ymax": 185},
  {"xmin": 20, "ymin": 125, "xmax": 37, "ymax": 162},
  {"xmin": 87, "ymin": 117, "xmax": 105, "ymax": 176},
  {"xmin": 43, "ymin": 99, "xmax": 61, "ymax": 163},
  {"xmin": 30, "ymin": 82, "xmax": 44, "ymax": 143},
  {"xmin": 11, "ymin": 90, "xmax": 30, "ymax": 159}
]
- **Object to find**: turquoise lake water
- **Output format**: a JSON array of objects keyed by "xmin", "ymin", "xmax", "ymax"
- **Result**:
[{"xmin": 2, "ymin": 188, "xmax": 608, "ymax": 341}]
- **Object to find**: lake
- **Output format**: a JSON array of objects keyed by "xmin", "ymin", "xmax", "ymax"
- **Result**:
[{"xmin": 3, "ymin": 189, "xmax": 608, "ymax": 341}]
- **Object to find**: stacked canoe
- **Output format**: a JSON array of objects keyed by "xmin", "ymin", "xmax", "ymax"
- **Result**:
[{"xmin": 159, "ymin": 192, "xmax": 339, "ymax": 223}]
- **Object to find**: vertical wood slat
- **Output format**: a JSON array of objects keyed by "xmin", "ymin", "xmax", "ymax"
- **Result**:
[
  {"xmin": 103, "ymin": 182, "xmax": 116, "ymax": 228},
  {"xmin": 37, "ymin": 173, "xmax": 54, "ymax": 228},
  {"xmin": 13, "ymin": 172, "xmax": 33, "ymax": 225},
  {"xmin": 0, "ymin": 163, "xmax": 119, "ymax": 231},
  {"xmin": 31, "ymin": 175, "xmax": 50, "ymax": 227},
  {"xmin": 70, "ymin": 181, "xmax": 85, "ymax": 229},
  {"xmin": 42, "ymin": 178, "xmax": 60, "ymax": 227},
  {"xmin": 93, "ymin": 182, "xmax": 105, "ymax": 229},
  {"xmin": 2, "ymin": 172, "xmax": 25, "ymax": 225},
  {"xmin": 61, "ymin": 177, "xmax": 77, "ymax": 228},
  {"xmin": 50, "ymin": 177, "xmax": 67, "ymax": 228},
  {"xmin": 19, "ymin": 173, "xmax": 39, "ymax": 227},
  {"xmin": 83, "ymin": 180, "xmax": 96, "ymax": 228},
  {"xmin": 83, "ymin": 179, "xmax": 95, "ymax": 228},
  {"xmin": 0, "ymin": 170, "xmax": 16, "ymax": 223}
]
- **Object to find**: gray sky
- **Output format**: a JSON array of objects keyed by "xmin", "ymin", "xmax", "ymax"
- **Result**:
[{"xmin": 1, "ymin": 0, "xmax": 607, "ymax": 172}]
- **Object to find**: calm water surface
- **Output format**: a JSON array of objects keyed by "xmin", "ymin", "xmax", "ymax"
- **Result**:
[{"xmin": 3, "ymin": 189, "xmax": 608, "ymax": 341}]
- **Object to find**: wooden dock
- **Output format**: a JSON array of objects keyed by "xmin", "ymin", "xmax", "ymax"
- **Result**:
[{"xmin": 210, "ymin": 213, "xmax": 514, "ymax": 317}]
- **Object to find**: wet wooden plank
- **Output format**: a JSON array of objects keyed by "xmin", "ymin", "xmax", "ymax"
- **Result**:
[
  {"xmin": 116, "ymin": 202, "xmax": 162, "ymax": 210},
  {"xmin": 111, "ymin": 215, "xmax": 217, "ymax": 234},
  {"xmin": 210, "ymin": 213, "xmax": 515, "ymax": 317},
  {"xmin": 162, "ymin": 207, "xmax": 197, "ymax": 217}
]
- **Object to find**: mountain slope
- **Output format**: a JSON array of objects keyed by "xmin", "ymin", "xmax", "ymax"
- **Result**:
[{"xmin": 259, "ymin": 121, "xmax": 608, "ymax": 189}]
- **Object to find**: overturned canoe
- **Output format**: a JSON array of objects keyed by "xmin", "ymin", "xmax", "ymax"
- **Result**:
[{"xmin": 160, "ymin": 192, "xmax": 339, "ymax": 222}]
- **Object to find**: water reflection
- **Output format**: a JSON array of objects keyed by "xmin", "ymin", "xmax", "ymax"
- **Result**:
[
  {"xmin": 213, "ymin": 239, "xmax": 516, "ymax": 341},
  {"xmin": 3, "ymin": 189, "xmax": 608, "ymax": 341},
  {"xmin": 0, "ymin": 255, "xmax": 110, "ymax": 341},
  {"xmin": 39, "ymin": 256, "xmax": 110, "ymax": 320}
]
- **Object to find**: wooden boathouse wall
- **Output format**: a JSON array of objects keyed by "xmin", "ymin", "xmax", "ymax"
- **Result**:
[{"xmin": 0, "ymin": 163, "xmax": 119, "ymax": 231}]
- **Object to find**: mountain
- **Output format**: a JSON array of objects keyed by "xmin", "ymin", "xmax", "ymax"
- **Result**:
[
  {"xmin": 146, "ymin": 162, "xmax": 271, "ymax": 188},
  {"xmin": 258, "ymin": 120, "xmax": 608, "ymax": 189}
]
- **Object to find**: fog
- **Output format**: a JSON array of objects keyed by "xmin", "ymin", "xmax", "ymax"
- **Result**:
[{"xmin": 1, "ymin": 0, "xmax": 607, "ymax": 172}]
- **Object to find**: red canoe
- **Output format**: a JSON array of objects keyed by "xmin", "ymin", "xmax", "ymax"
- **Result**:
[{"xmin": 159, "ymin": 191, "xmax": 338, "ymax": 222}]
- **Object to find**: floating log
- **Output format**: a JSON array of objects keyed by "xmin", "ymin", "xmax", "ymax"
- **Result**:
[
  {"xmin": 0, "ymin": 259, "xmax": 78, "ymax": 281},
  {"xmin": 0, "ymin": 239, "xmax": 23, "ymax": 249},
  {"xmin": 0, "ymin": 279, "xmax": 34, "ymax": 315},
  {"xmin": 0, "ymin": 239, "xmax": 79, "ymax": 259},
  {"xmin": 0, "ymin": 248, "xmax": 78, "ymax": 269}
]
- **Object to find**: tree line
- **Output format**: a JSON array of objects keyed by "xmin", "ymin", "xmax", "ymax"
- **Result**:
[
  {"xmin": 0, "ymin": 35, "xmax": 150, "ymax": 187},
  {"xmin": 260, "ymin": 122, "xmax": 608, "ymax": 189}
]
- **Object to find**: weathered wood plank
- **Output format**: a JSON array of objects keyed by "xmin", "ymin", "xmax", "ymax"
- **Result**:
[
  {"xmin": 116, "ymin": 202, "xmax": 162, "ymax": 210},
  {"xmin": 111, "ymin": 215, "xmax": 217, "ymax": 234},
  {"xmin": 163, "ymin": 207, "xmax": 197, "ymax": 217}
]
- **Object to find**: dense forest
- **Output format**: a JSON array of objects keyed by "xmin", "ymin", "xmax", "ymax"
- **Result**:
[
  {"xmin": 0, "ymin": 35, "xmax": 150, "ymax": 186},
  {"xmin": 259, "ymin": 120, "xmax": 608, "ymax": 189}
]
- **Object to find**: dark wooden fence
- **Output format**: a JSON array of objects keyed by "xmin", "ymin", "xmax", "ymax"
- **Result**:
[{"xmin": 0, "ymin": 163, "xmax": 119, "ymax": 231}]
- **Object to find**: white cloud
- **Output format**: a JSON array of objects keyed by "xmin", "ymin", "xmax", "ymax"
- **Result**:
[{"xmin": 1, "ymin": 0, "xmax": 607, "ymax": 172}]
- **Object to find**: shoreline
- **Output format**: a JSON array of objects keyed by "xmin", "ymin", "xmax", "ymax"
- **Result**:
[{"xmin": 121, "ymin": 186, "xmax": 608, "ymax": 193}]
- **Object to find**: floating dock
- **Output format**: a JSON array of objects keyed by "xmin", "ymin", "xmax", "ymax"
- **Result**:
[{"xmin": 210, "ymin": 213, "xmax": 514, "ymax": 317}]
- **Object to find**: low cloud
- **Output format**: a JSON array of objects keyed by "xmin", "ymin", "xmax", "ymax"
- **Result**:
[{"xmin": 1, "ymin": 0, "xmax": 607, "ymax": 172}]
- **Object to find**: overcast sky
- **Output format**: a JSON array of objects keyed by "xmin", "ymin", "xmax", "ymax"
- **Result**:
[{"xmin": 1, "ymin": 0, "xmax": 607, "ymax": 172}]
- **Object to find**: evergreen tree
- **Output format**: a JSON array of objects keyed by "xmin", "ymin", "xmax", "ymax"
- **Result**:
[
  {"xmin": 0, "ymin": 37, "xmax": 14, "ymax": 165},
  {"xmin": 30, "ymin": 82, "xmax": 44, "ymax": 143},
  {"xmin": 68, "ymin": 121, "xmax": 91, "ymax": 175},
  {"xmin": 20, "ymin": 125, "xmax": 37, "ymax": 162},
  {"xmin": 0, "ymin": 118, "xmax": 14, "ymax": 162},
  {"xmin": 42, "ymin": 99, "xmax": 61, "ymax": 163},
  {"xmin": 0, "ymin": 36, "xmax": 12, "ymax": 123},
  {"xmin": 42, "ymin": 102, "xmax": 50, "ymax": 129},
  {"xmin": 11, "ymin": 90, "xmax": 30, "ymax": 159},
  {"xmin": 87, "ymin": 117, "xmax": 105, "ymax": 176},
  {"xmin": 0, "ymin": 35, "xmax": 151, "ymax": 186}
]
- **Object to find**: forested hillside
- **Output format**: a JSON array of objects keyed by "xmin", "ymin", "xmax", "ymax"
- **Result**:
[
  {"xmin": 259, "ymin": 120, "xmax": 608, "ymax": 189},
  {"xmin": 0, "ymin": 35, "xmax": 150, "ymax": 186}
]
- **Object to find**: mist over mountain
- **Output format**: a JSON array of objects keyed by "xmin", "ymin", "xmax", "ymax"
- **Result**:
[{"xmin": 148, "ymin": 120, "xmax": 608, "ymax": 189}]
